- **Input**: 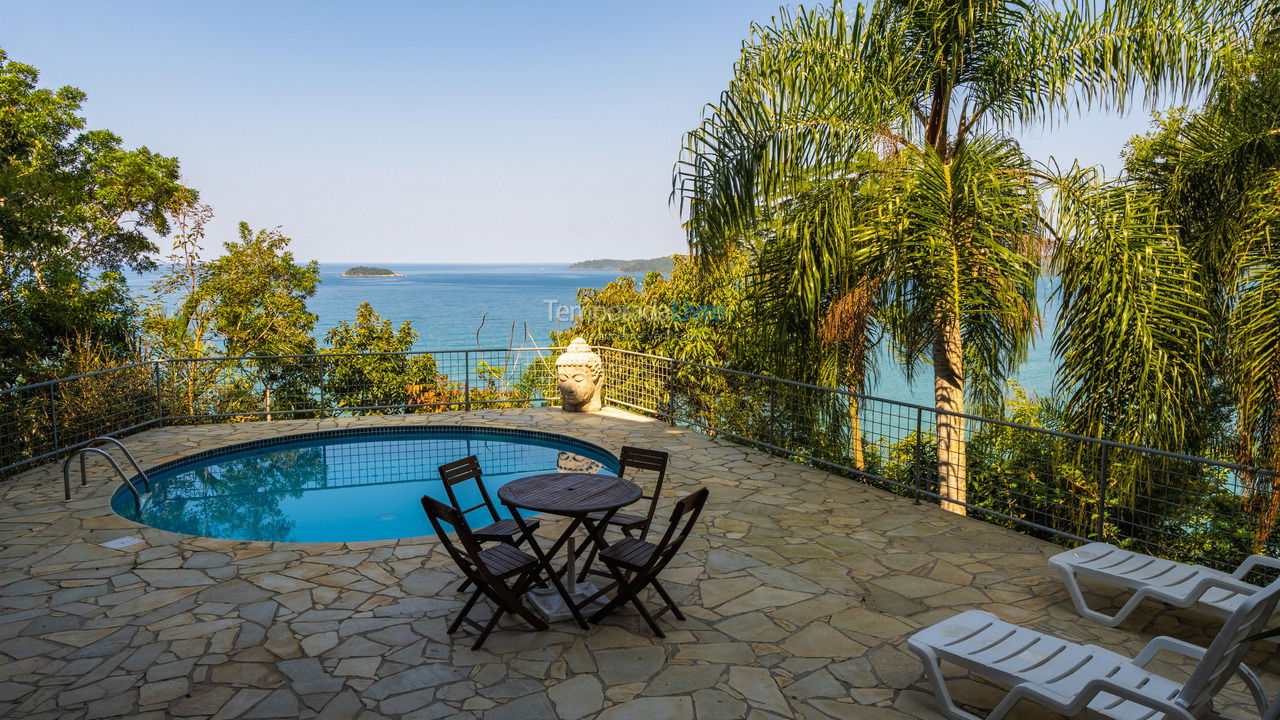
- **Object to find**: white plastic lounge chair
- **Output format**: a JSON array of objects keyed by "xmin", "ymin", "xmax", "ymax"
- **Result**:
[
  {"xmin": 1048, "ymin": 542, "xmax": 1280, "ymax": 626},
  {"xmin": 906, "ymin": 577, "xmax": 1280, "ymax": 720}
]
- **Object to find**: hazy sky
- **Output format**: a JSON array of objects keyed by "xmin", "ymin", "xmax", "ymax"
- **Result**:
[{"xmin": 4, "ymin": 1, "xmax": 1166, "ymax": 263}]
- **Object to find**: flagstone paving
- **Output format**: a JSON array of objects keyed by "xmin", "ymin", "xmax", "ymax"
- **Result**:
[{"xmin": 0, "ymin": 407, "xmax": 1275, "ymax": 719}]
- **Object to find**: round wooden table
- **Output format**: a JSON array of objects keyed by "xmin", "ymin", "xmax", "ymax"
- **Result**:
[{"xmin": 498, "ymin": 472, "xmax": 641, "ymax": 627}]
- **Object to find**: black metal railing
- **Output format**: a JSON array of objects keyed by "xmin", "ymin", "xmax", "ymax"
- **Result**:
[
  {"xmin": 0, "ymin": 347, "xmax": 561, "ymax": 476},
  {"xmin": 3, "ymin": 345, "xmax": 1278, "ymax": 574},
  {"xmin": 598, "ymin": 347, "xmax": 1280, "ymax": 574}
]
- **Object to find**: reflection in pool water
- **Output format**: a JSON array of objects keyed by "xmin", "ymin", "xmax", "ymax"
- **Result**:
[{"xmin": 113, "ymin": 430, "xmax": 616, "ymax": 543}]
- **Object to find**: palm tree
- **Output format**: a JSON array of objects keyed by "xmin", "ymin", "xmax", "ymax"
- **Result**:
[
  {"xmin": 1051, "ymin": 5, "xmax": 1280, "ymax": 548},
  {"xmin": 674, "ymin": 0, "xmax": 1243, "ymax": 514}
]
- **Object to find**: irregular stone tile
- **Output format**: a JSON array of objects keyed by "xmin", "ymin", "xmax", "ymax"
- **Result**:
[
  {"xmin": 364, "ymin": 664, "xmax": 468, "ymax": 700},
  {"xmin": 197, "ymin": 576, "xmax": 272, "ymax": 604},
  {"xmin": 715, "ymin": 586, "xmax": 813, "ymax": 615},
  {"xmin": 829, "ymin": 607, "xmax": 915, "ymax": 640},
  {"xmin": 715, "ymin": 612, "xmax": 792, "ymax": 643},
  {"xmin": 674, "ymin": 642, "xmax": 756, "ymax": 664},
  {"xmin": 547, "ymin": 674, "xmax": 603, "ymax": 720},
  {"xmin": 597, "ymin": 695, "xmax": 694, "ymax": 720},
  {"xmin": 693, "ymin": 688, "xmax": 749, "ymax": 720},
  {"xmin": 728, "ymin": 665, "xmax": 790, "ymax": 716},
  {"xmin": 379, "ymin": 687, "xmax": 436, "ymax": 715},
  {"xmin": 699, "ymin": 577, "xmax": 761, "ymax": 607},
  {"xmin": 870, "ymin": 575, "xmax": 960, "ymax": 601},
  {"xmin": 483, "ymin": 691, "xmax": 556, "ymax": 720},
  {"xmin": 135, "ymin": 570, "xmax": 214, "ymax": 588},
  {"xmin": 783, "ymin": 668, "xmax": 844, "ymax": 699},
  {"xmin": 170, "ymin": 685, "xmax": 235, "ymax": 716},
  {"xmin": 780, "ymin": 622, "xmax": 865, "ymax": 658},
  {"xmin": 594, "ymin": 646, "xmax": 667, "ymax": 685},
  {"xmin": 139, "ymin": 677, "xmax": 189, "ymax": 705},
  {"xmin": 242, "ymin": 688, "xmax": 298, "ymax": 718},
  {"xmin": 316, "ymin": 689, "xmax": 362, "ymax": 720},
  {"xmin": 277, "ymin": 657, "xmax": 343, "ymax": 694},
  {"xmin": 643, "ymin": 663, "xmax": 723, "ymax": 695},
  {"xmin": 0, "ymin": 408, "xmax": 1270, "ymax": 720},
  {"xmin": 209, "ymin": 663, "xmax": 286, "ymax": 688}
]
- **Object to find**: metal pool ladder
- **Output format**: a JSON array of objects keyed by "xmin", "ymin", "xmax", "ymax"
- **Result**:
[{"xmin": 63, "ymin": 436, "xmax": 151, "ymax": 513}]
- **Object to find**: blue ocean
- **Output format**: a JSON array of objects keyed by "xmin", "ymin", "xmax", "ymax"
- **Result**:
[{"xmin": 129, "ymin": 263, "xmax": 1060, "ymax": 407}]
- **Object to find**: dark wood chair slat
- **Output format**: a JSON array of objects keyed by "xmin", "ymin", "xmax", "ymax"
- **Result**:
[
  {"xmin": 590, "ymin": 487, "xmax": 709, "ymax": 638},
  {"xmin": 420, "ymin": 496, "xmax": 548, "ymax": 650}
]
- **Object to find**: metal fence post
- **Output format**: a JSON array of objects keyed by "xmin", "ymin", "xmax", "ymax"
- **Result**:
[
  {"xmin": 47, "ymin": 384, "xmax": 60, "ymax": 453},
  {"xmin": 153, "ymin": 361, "xmax": 165, "ymax": 427},
  {"xmin": 317, "ymin": 355, "xmax": 326, "ymax": 417},
  {"xmin": 1096, "ymin": 443, "xmax": 1109, "ymax": 540},
  {"xmin": 768, "ymin": 381, "xmax": 778, "ymax": 446},
  {"xmin": 464, "ymin": 350, "xmax": 471, "ymax": 411},
  {"xmin": 912, "ymin": 407, "xmax": 924, "ymax": 504}
]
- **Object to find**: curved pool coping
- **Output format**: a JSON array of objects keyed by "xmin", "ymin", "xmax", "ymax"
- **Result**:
[{"xmin": 112, "ymin": 423, "xmax": 621, "ymax": 544}]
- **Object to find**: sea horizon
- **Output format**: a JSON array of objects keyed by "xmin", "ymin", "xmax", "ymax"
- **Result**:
[{"xmin": 128, "ymin": 262, "xmax": 1061, "ymax": 408}]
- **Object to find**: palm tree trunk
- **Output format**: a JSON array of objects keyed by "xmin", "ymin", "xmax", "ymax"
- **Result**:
[
  {"xmin": 849, "ymin": 395, "xmax": 865, "ymax": 471},
  {"xmin": 934, "ymin": 313, "xmax": 967, "ymax": 515}
]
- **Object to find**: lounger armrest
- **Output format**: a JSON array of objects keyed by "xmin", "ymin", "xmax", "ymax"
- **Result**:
[
  {"xmin": 1132, "ymin": 636, "xmax": 1205, "ymax": 668},
  {"xmin": 1184, "ymin": 574, "xmax": 1261, "ymax": 604},
  {"xmin": 994, "ymin": 678, "xmax": 1197, "ymax": 720},
  {"xmin": 1233, "ymin": 554, "xmax": 1280, "ymax": 580},
  {"xmin": 1134, "ymin": 638, "xmax": 1270, "ymax": 715},
  {"xmin": 1072, "ymin": 679, "xmax": 1198, "ymax": 720}
]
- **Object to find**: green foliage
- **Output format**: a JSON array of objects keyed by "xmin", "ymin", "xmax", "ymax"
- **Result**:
[
  {"xmin": 556, "ymin": 253, "xmax": 745, "ymax": 368},
  {"xmin": 669, "ymin": 0, "xmax": 1243, "ymax": 504},
  {"xmin": 322, "ymin": 302, "xmax": 437, "ymax": 414},
  {"xmin": 1047, "ymin": 168, "xmax": 1211, "ymax": 453},
  {"xmin": 0, "ymin": 48, "xmax": 196, "ymax": 383},
  {"xmin": 1052, "ymin": 8, "xmax": 1280, "ymax": 549},
  {"xmin": 198, "ymin": 223, "xmax": 319, "ymax": 358},
  {"xmin": 144, "ymin": 221, "xmax": 321, "ymax": 420}
]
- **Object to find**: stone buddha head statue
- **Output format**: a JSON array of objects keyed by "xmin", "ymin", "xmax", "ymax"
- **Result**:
[{"xmin": 556, "ymin": 337, "xmax": 603, "ymax": 412}]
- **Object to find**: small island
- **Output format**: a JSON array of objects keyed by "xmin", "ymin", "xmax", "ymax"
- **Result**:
[
  {"xmin": 570, "ymin": 256, "xmax": 678, "ymax": 274},
  {"xmin": 341, "ymin": 266, "xmax": 403, "ymax": 277}
]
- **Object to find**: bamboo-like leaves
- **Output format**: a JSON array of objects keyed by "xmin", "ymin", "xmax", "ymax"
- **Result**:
[
  {"xmin": 1048, "ymin": 167, "xmax": 1210, "ymax": 450},
  {"xmin": 877, "ymin": 137, "xmax": 1042, "ymax": 416}
]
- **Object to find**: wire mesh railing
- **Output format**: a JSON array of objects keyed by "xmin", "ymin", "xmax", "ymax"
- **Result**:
[
  {"xmin": 598, "ymin": 347, "xmax": 1280, "ymax": 573},
  {"xmin": 0, "ymin": 347, "xmax": 561, "ymax": 476},
  {"xmin": 3, "ymin": 344, "xmax": 1278, "ymax": 574},
  {"xmin": 0, "ymin": 363, "xmax": 162, "ymax": 474},
  {"xmin": 157, "ymin": 347, "xmax": 562, "ymax": 422}
]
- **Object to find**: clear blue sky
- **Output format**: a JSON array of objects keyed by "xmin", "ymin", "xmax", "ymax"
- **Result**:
[{"xmin": 3, "ymin": 1, "xmax": 1164, "ymax": 264}]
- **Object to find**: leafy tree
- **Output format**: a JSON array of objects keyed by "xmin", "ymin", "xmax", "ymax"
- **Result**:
[
  {"xmin": 556, "ymin": 254, "xmax": 751, "ymax": 427},
  {"xmin": 674, "ymin": 0, "xmax": 1244, "ymax": 513},
  {"xmin": 0, "ymin": 49, "xmax": 195, "ymax": 383},
  {"xmin": 555, "ymin": 253, "xmax": 744, "ymax": 366},
  {"xmin": 322, "ymin": 301, "xmax": 437, "ymax": 414},
  {"xmin": 1054, "ymin": 5, "xmax": 1280, "ymax": 549},
  {"xmin": 145, "ymin": 221, "xmax": 320, "ymax": 419},
  {"xmin": 198, "ymin": 222, "xmax": 319, "ymax": 358}
]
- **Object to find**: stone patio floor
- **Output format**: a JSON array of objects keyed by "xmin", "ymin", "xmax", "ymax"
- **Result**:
[{"xmin": 0, "ymin": 407, "xmax": 1276, "ymax": 720}]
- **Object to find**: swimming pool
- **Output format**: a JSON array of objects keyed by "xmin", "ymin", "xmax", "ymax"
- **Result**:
[{"xmin": 112, "ymin": 426, "xmax": 619, "ymax": 543}]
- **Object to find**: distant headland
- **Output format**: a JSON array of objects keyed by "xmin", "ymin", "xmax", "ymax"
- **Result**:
[
  {"xmin": 342, "ymin": 266, "xmax": 403, "ymax": 277},
  {"xmin": 570, "ymin": 256, "xmax": 677, "ymax": 273}
]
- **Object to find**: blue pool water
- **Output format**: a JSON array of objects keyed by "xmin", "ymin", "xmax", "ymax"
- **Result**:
[{"xmin": 112, "ymin": 427, "xmax": 619, "ymax": 543}]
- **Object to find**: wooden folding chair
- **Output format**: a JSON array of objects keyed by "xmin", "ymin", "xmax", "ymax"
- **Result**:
[
  {"xmin": 588, "ymin": 486, "xmax": 709, "ymax": 638},
  {"xmin": 420, "ymin": 496, "xmax": 548, "ymax": 650},
  {"xmin": 587, "ymin": 446, "xmax": 669, "ymax": 540},
  {"xmin": 438, "ymin": 455, "xmax": 541, "ymax": 544}
]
